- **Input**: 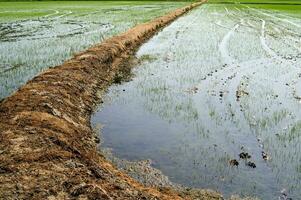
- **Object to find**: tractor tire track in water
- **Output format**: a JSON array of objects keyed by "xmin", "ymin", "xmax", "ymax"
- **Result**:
[
  {"xmin": 199, "ymin": 13, "xmax": 279, "ymax": 195},
  {"xmin": 92, "ymin": 4, "xmax": 301, "ymax": 199}
]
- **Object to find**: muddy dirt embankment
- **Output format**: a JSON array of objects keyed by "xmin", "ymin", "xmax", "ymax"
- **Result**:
[{"xmin": 0, "ymin": 1, "xmax": 225, "ymax": 199}]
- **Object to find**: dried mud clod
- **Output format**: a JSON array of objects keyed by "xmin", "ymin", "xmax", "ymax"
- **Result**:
[
  {"xmin": 246, "ymin": 161, "xmax": 256, "ymax": 168},
  {"xmin": 236, "ymin": 89, "xmax": 249, "ymax": 101},
  {"xmin": 229, "ymin": 159, "xmax": 239, "ymax": 167},
  {"xmin": 239, "ymin": 152, "xmax": 251, "ymax": 160},
  {"xmin": 0, "ymin": 1, "xmax": 223, "ymax": 200}
]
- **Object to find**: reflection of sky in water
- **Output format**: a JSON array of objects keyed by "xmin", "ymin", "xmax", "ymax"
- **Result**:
[{"xmin": 92, "ymin": 4, "xmax": 301, "ymax": 199}]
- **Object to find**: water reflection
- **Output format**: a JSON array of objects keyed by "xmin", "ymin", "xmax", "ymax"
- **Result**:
[{"xmin": 92, "ymin": 4, "xmax": 301, "ymax": 199}]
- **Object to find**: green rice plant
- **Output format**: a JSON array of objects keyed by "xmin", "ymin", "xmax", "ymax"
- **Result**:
[{"xmin": 0, "ymin": 1, "xmax": 188, "ymax": 99}]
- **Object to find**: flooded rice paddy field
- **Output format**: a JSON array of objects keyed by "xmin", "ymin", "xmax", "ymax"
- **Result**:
[
  {"xmin": 92, "ymin": 3, "xmax": 301, "ymax": 199},
  {"xmin": 0, "ymin": 1, "xmax": 188, "ymax": 99}
]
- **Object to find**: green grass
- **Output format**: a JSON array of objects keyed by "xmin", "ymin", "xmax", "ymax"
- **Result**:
[
  {"xmin": 207, "ymin": 0, "xmax": 301, "ymax": 15},
  {"xmin": 208, "ymin": 0, "xmax": 301, "ymax": 4},
  {"xmin": 249, "ymin": 4, "xmax": 301, "ymax": 16},
  {"xmin": 0, "ymin": 1, "xmax": 189, "ymax": 22},
  {"xmin": 207, "ymin": 0, "xmax": 301, "ymax": 16}
]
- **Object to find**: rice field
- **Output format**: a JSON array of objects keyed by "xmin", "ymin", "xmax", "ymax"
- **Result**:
[
  {"xmin": 2, "ymin": 0, "xmax": 301, "ymax": 198},
  {"xmin": 92, "ymin": 2, "xmax": 301, "ymax": 199},
  {"xmin": 0, "ymin": 1, "xmax": 188, "ymax": 99}
]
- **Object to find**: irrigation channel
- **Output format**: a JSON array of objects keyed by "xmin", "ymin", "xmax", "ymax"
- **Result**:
[{"xmin": 92, "ymin": 4, "xmax": 301, "ymax": 199}]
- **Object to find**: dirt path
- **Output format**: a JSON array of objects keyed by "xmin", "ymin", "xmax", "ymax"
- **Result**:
[{"xmin": 0, "ymin": 1, "xmax": 225, "ymax": 199}]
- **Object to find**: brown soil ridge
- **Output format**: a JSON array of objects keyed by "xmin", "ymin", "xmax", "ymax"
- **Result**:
[{"xmin": 0, "ymin": 1, "xmax": 222, "ymax": 199}]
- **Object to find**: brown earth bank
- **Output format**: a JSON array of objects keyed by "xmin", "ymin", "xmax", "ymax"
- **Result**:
[{"xmin": 0, "ymin": 1, "xmax": 251, "ymax": 199}]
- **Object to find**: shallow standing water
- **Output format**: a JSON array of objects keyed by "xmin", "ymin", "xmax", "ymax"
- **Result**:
[
  {"xmin": 0, "ymin": 1, "xmax": 187, "ymax": 99},
  {"xmin": 92, "ymin": 4, "xmax": 301, "ymax": 199}
]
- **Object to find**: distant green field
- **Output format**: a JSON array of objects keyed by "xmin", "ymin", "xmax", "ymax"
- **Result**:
[
  {"xmin": 208, "ymin": 0, "xmax": 301, "ymax": 15},
  {"xmin": 250, "ymin": 4, "xmax": 301, "ymax": 16},
  {"xmin": 0, "ymin": 1, "xmax": 188, "ymax": 21},
  {"xmin": 208, "ymin": 0, "xmax": 301, "ymax": 3}
]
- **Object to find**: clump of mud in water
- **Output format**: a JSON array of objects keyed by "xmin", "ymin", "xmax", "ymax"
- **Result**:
[
  {"xmin": 113, "ymin": 54, "xmax": 158, "ymax": 84},
  {"xmin": 112, "ymin": 55, "xmax": 138, "ymax": 84},
  {"xmin": 101, "ymin": 148, "xmax": 174, "ymax": 188}
]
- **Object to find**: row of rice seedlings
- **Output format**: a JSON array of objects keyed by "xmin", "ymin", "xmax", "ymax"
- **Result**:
[{"xmin": 0, "ymin": 2, "xmax": 187, "ymax": 99}]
